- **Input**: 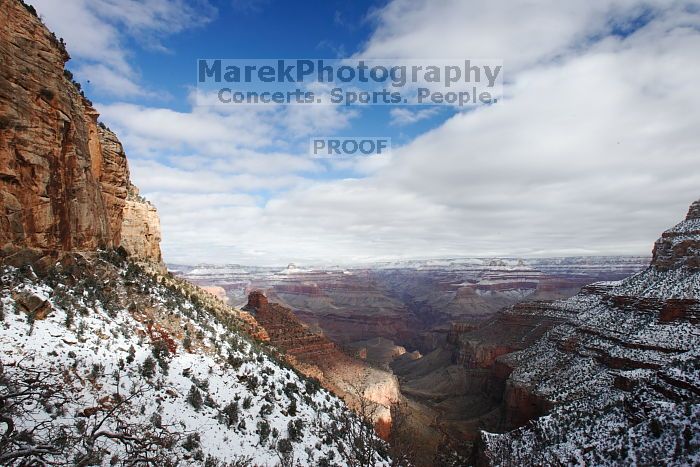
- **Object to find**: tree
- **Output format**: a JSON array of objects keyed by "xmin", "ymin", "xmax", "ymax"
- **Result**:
[
  {"xmin": 222, "ymin": 401, "xmax": 239, "ymax": 427},
  {"xmin": 151, "ymin": 340, "xmax": 170, "ymax": 374}
]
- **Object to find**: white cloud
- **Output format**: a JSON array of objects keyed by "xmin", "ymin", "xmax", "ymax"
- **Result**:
[
  {"xmin": 151, "ymin": 0, "xmax": 700, "ymax": 265},
  {"xmin": 28, "ymin": 0, "xmax": 216, "ymax": 97},
  {"xmin": 389, "ymin": 107, "xmax": 440, "ymax": 126},
  {"xmin": 32, "ymin": 0, "xmax": 700, "ymax": 265}
]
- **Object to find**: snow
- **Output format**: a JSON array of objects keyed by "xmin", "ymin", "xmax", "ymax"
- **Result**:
[
  {"xmin": 482, "ymin": 260, "xmax": 700, "ymax": 466},
  {"xmin": 0, "ymin": 259, "xmax": 390, "ymax": 466}
]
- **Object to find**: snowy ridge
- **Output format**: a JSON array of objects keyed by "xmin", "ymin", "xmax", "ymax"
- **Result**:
[
  {"xmin": 0, "ymin": 252, "xmax": 390, "ymax": 466},
  {"xmin": 480, "ymin": 201, "xmax": 700, "ymax": 466},
  {"xmin": 613, "ymin": 267, "xmax": 700, "ymax": 299},
  {"xmin": 483, "ymin": 284, "xmax": 700, "ymax": 465}
]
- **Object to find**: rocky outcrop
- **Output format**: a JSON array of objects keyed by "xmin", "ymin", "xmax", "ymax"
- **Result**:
[
  {"xmin": 243, "ymin": 291, "xmax": 399, "ymax": 435},
  {"xmin": 479, "ymin": 199, "xmax": 700, "ymax": 465},
  {"xmin": 245, "ymin": 290, "xmax": 269, "ymax": 314},
  {"xmin": 651, "ymin": 199, "xmax": 700, "ymax": 271},
  {"xmin": 0, "ymin": 0, "xmax": 160, "ymax": 262},
  {"xmin": 244, "ymin": 291, "xmax": 336, "ymax": 359},
  {"xmin": 120, "ymin": 186, "xmax": 162, "ymax": 261}
]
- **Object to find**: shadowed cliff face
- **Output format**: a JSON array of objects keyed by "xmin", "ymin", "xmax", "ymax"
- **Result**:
[
  {"xmin": 243, "ymin": 291, "xmax": 400, "ymax": 437},
  {"xmin": 0, "ymin": 0, "xmax": 160, "ymax": 262}
]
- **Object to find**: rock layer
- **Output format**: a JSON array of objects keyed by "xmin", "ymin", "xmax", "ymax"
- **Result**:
[
  {"xmin": 243, "ymin": 291, "xmax": 399, "ymax": 434},
  {"xmin": 478, "ymin": 199, "xmax": 700, "ymax": 465},
  {"xmin": 0, "ymin": 0, "xmax": 160, "ymax": 262},
  {"xmin": 652, "ymin": 200, "xmax": 700, "ymax": 272}
]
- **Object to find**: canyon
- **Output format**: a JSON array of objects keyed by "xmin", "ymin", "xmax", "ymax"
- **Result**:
[
  {"xmin": 1, "ymin": 0, "xmax": 697, "ymax": 464},
  {"xmin": 176, "ymin": 256, "xmax": 648, "ymax": 352},
  {"xmin": 180, "ymin": 204, "xmax": 700, "ymax": 465},
  {"xmin": 178, "ymin": 255, "xmax": 652, "ymax": 462}
]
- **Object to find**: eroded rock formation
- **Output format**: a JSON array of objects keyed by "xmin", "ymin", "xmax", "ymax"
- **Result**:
[
  {"xmin": 243, "ymin": 291, "xmax": 400, "ymax": 435},
  {"xmin": 0, "ymin": 0, "xmax": 160, "ymax": 262},
  {"xmin": 478, "ymin": 199, "xmax": 700, "ymax": 465},
  {"xmin": 652, "ymin": 199, "xmax": 700, "ymax": 272},
  {"xmin": 120, "ymin": 186, "xmax": 162, "ymax": 261}
]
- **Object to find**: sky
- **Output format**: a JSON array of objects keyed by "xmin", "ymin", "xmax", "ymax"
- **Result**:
[{"xmin": 27, "ymin": 0, "xmax": 700, "ymax": 266}]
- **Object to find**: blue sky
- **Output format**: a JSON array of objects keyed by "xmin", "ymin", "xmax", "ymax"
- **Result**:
[
  {"xmin": 27, "ymin": 0, "xmax": 700, "ymax": 265},
  {"xmin": 70, "ymin": 0, "xmax": 448, "ymax": 145}
]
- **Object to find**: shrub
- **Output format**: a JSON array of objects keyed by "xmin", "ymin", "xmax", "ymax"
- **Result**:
[
  {"xmin": 20, "ymin": 0, "xmax": 38, "ymax": 17},
  {"xmin": 245, "ymin": 375, "xmax": 259, "ymax": 392},
  {"xmin": 126, "ymin": 345, "xmax": 135, "ymax": 364},
  {"xmin": 151, "ymin": 339, "xmax": 170, "ymax": 373},
  {"xmin": 141, "ymin": 356, "xmax": 156, "ymax": 378},
  {"xmin": 259, "ymin": 403, "xmax": 273, "ymax": 417},
  {"xmin": 187, "ymin": 385, "xmax": 203, "ymax": 411},
  {"xmin": 227, "ymin": 353, "xmax": 243, "ymax": 369},
  {"xmin": 305, "ymin": 378, "xmax": 321, "ymax": 395},
  {"xmin": 257, "ymin": 420, "xmax": 271, "ymax": 445},
  {"xmin": 287, "ymin": 419, "xmax": 304, "ymax": 442},
  {"xmin": 222, "ymin": 401, "xmax": 239, "ymax": 427},
  {"xmin": 277, "ymin": 438, "xmax": 293, "ymax": 454},
  {"xmin": 182, "ymin": 433, "xmax": 201, "ymax": 452},
  {"xmin": 242, "ymin": 396, "xmax": 252, "ymax": 410},
  {"xmin": 39, "ymin": 88, "xmax": 54, "ymax": 101},
  {"xmin": 205, "ymin": 393, "xmax": 218, "ymax": 409}
]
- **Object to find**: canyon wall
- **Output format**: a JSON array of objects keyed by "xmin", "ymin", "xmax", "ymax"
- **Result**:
[
  {"xmin": 243, "ymin": 291, "xmax": 400, "ymax": 436},
  {"xmin": 478, "ymin": 199, "xmax": 700, "ymax": 465},
  {"xmin": 0, "ymin": 0, "xmax": 160, "ymax": 262},
  {"xmin": 652, "ymin": 199, "xmax": 700, "ymax": 271}
]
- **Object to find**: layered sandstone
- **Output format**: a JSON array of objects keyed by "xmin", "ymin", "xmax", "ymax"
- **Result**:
[
  {"xmin": 120, "ymin": 186, "xmax": 162, "ymax": 261},
  {"xmin": 243, "ymin": 291, "xmax": 399, "ymax": 433},
  {"xmin": 0, "ymin": 0, "xmax": 160, "ymax": 262}
]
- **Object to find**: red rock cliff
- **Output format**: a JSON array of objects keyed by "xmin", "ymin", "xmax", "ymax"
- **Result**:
[{"xmin": 0, "ymin": 0, "xmax": 160, "ymax": 262}]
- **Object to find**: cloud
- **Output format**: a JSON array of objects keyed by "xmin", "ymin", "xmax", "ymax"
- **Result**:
[
  {"xmin": 31, "ymin": 0, "xmax": 700, "ymax": 265},
  {"xmin": 389, "ymin": 107, "xmax": 440, "ymax": 126},
  {"xmin": 150, "ymin": 0, "xmax": 700, "ymax": 265},
  {"xmin": 28, "ymin": 0, "xmax": 216, "ymax": 97}
]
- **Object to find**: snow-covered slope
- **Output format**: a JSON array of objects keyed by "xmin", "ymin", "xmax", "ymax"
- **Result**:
[
  {"xmin": 480, "ymin": 201, "xmax": 700, "ymax": 466},
  {"xmin": 0, "ymin": 251, "xmax": 390, "ymax": 466}
]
